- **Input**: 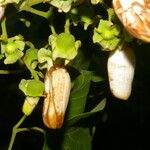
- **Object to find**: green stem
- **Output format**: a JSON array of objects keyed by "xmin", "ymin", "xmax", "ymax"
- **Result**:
[
  {"xmin": 25, "ymin": 41, "xmax": 35, "ymax": 49},
  {"xmin": 49, "ymin": 23, "xmax": 56, "ymax": 34},
  {"xmin": 20, "ymin": 4, "xmax": 53, "ymax": 20},
  {"xmin": 31, "ymin": 126, "xmax": 46, "ymax": 149},
  {"xmin": 23, "ymin": 7, "xmax": 50, "ymax": 19},
  {"xmin": 0, "ymin": 70, "xmax": 22, "ymax": 74},
  {"xmin": 8, "ymin": 125, "xmax": 45, "ymax": 150},
  {"xmin": 31, "ymin": 70, "xmax": 39, "ymax": 80},
  {"xmin": 8, "ymin": 115, "xmax": 27, "ymax": 150},
  {"xmin": 16, "ymin": 128, "xmax": 29, "ymax": 133},
  {"xmin": 1, "ymin": 17, "xmax": 7, "ymax": 39},
  {"xmin": 107, "ymin": 8, "xmax": 115, "ymax": 21},
  {"xmin": 64, "ymin": 17, "xmax": 70, "ymax": 33},
  {"xmin": 49, "ymin": 8, "xmax": 56, "ymax": 34},
  {"xmin": 30, "ymin": 126, "xmax": 45, "ymax": 134}
]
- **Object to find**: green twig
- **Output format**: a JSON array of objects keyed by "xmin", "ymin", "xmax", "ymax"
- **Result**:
[
  {"xmin": 16, "ymin": 128, "xmax": 29, "ymax": 133},
  {"xmin": 8, "ymin": 115, "xmax": 27, "ymax": 150},
  {"xmin": 64, "ymin": 17, "xmax": 70, "ymax": 33},
  {"xmin": 49, "ymin": 23, "xmax": 56, "ymax": 34},
  {"xmin": 47, "ymin": 7, "xmax": 56, "ymax": 34},
  {"xmin": 20, "ymin": 5, "xmax": 53, "ymax": 20},
  {"xmin": 26, "ymin": 7, "xmax": 47, "ymax": 18},
  {"xmin": 0, "ymin": 70, "xmax": 22, "ymax": 74},
  {"xmin": 30, "ymin": 126, "xmax": 46, "ymax": 134},
  {"xmin": 1, "ymin": 17, "xmax": 7, "ymax": 40},
  {"xmin": 25, "ymin": 41, "xmax": 35, "ymax": 49}
]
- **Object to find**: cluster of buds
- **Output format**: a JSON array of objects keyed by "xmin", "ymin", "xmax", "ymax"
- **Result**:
[{"xmin": 43, "ymin": 66, "xmax": 71, "ymax": 129}]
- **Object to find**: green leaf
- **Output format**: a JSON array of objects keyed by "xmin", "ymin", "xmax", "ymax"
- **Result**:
[
  {"xmin": 66, "ymin": 71, "xmax": 93, "ymax": 119},
  {"xmin": 66, "ymin": 98, "xmax": 106, "ymax": 126},
  {"xmin": 61, "ymin": 127, "xmax": 93, "ymax": 150},
  {"xmin": 19, "ymin": 79, "xmax": 44, "ymax": 97},
  {"xmin": 66, "ymin": 70, "xmax": 104, "ymax": 124},
  {"xmin": 69, "ymin": 48, "xmax": 90, "ymax": 70}
]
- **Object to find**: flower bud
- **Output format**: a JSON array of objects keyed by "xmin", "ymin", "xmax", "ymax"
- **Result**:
[
  {"xmin": 43, "ymin": 66, "xmax": 71, "ymax": 129},
  {"xmin": 22, "ymin": 96, "xmax": 39, "ymax": 116},
  {"xmin": 113, "ymin": 0, "xmax": 150, "ymax": 42},
  {"xmin": 107, "ymin": 47, "xmax": 135, "ymax": 100}
]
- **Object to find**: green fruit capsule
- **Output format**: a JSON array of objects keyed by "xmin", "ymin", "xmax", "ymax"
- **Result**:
[{"xmin": 22, "ymin": 96, "xmax": 39, "ymax": 116}]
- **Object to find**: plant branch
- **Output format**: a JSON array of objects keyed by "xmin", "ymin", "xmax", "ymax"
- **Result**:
[
  {"xmin": 0, "ymin": 70, "xmax": 23, "ymax": 74},
  {"xmin": 1, "ymin": 17, "xmax": 7, "ymax": 40},
  {"xmin": 19, "ymin": 2, "xmax": 53, "ymax": 20},
  {"xmin": 30, "ymin": 126, "xmax": 46, "ymax": 134},
  {"xmin": 8, "ymin": 115, "xmax": 27, "ymax": 150},
  {"xmin": 64, "ymin": 16, "xmax": 70, "ymax": 33}
]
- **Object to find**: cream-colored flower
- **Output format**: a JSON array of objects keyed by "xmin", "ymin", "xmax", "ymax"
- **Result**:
[
  {"xmin": 113, "ymin": 0, "xmax": 150, "ymax": 42},
  {"xmin": 43, "ymin": 66, "xmax": 71, "ymax": 129},
  {"xmin": 107, "ymin": 47, "xmax": 135, "ymax": 100},
  {"xmin": 0, "ymin": 6, "xmax": 5, "ymax": 20}
]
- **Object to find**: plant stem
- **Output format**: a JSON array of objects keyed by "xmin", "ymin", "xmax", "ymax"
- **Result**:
[
  {"xmin": 49, "ymin": 7, "xmax": 56, "ymax": 34},
  {"xmin": 0, "ymin": 70, "xmax": 22, "ymax": 74},
  {"xmin": 31, "ymin": 126, "xmax": 45, "ymax": 134},
  {"xmin": 1, "ymin": 17, "xmax": 7, "ymax": 39},
  {"xmin": 64, "ymin": 17, "xmax": 70, "ymax": 33},
  {"xmin": 19, "ymin": 3, "xmax": 53, "ymax": 20},
  {"xmin": 49, "ymin": 23, "xmax": 56, "ymax": 34},
  {"xmin": 25, "ymin": 41, "xmax": 35, "ymax": 49},
  {"xmin": 8, "ymin": 115, "xmax": 26, "ymax": 150},
  {"xmin": 23, "ymin": 7, "xmax": 49, "ymax": 19}
]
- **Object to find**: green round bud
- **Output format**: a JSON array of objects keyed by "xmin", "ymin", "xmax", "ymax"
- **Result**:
[
  {"xmin": 5, "ymin": 42, "xmax": 17, "ymax": 54},
  {"xmin": 101, "ymin": 30, "xmax": 114, "ymax": 40},
  {"xmin": 22, "ymin": 97, "xmax": 39, "ymax": 116}
]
